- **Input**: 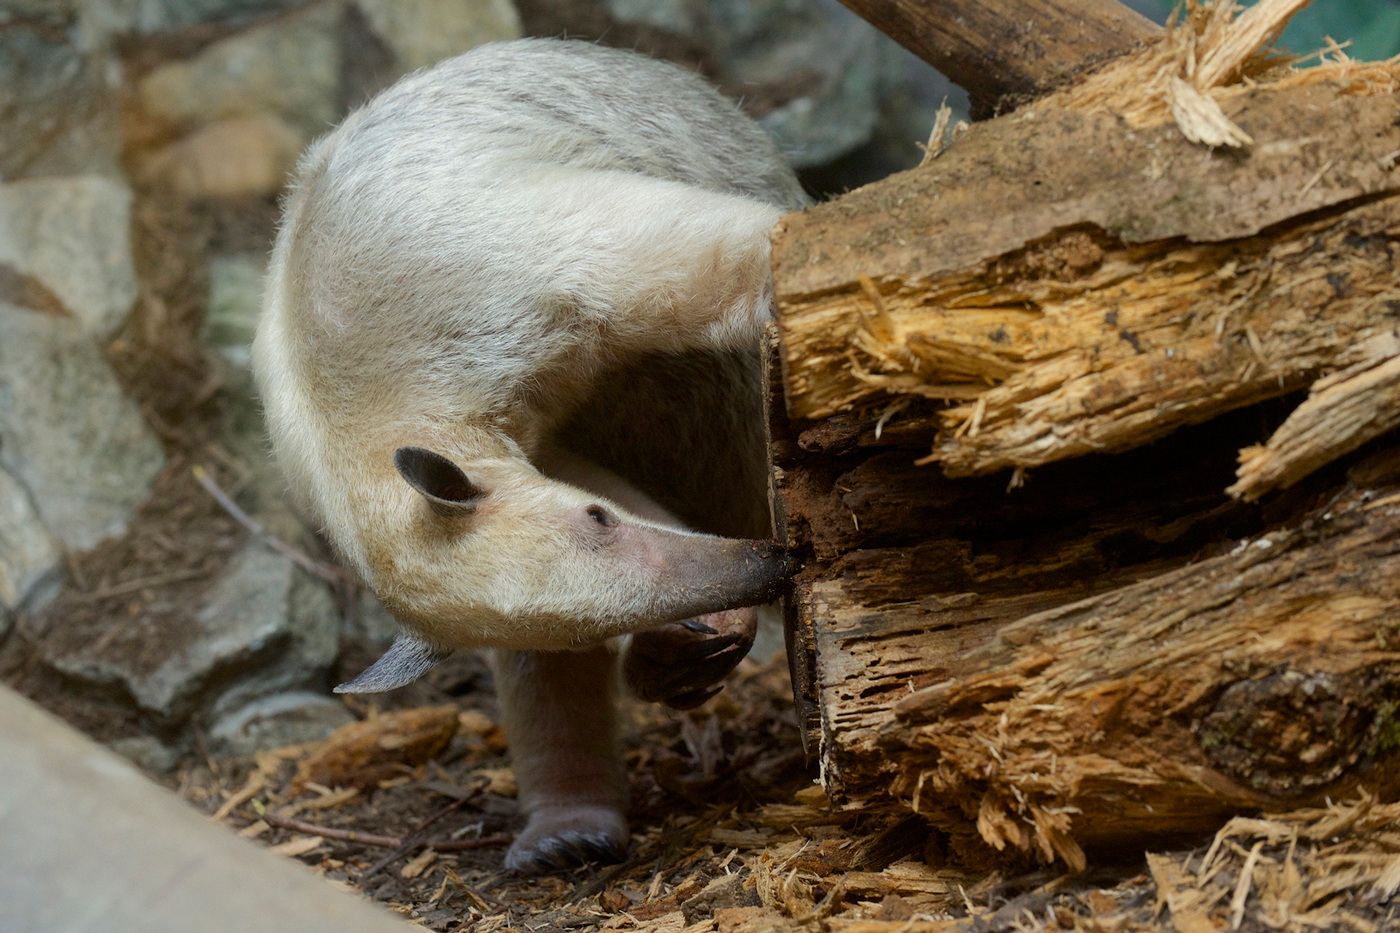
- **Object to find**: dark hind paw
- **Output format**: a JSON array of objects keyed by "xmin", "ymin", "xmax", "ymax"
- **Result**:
[
  {"xmin": 623, "ymin": 608, "xmax": 756, "ymax": 710},
  {"xmin": 504, "ymin": 805, "xmax": 628, "ymax": 874}
]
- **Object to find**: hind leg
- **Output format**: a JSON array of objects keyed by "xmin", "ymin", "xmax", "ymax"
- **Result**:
[{"xmin": 495, "ymin": 645, "xmax": 629, "ymax": 873}]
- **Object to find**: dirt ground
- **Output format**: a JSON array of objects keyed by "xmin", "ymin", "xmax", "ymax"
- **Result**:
[{"xmin": 167, "ymin": 650, "xmax": 1400, "ymax": 933}]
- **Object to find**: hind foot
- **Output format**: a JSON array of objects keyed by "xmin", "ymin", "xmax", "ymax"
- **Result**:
[{"xmin": 504, "ymin": 804, "xmax": 628, "ymax": 873}]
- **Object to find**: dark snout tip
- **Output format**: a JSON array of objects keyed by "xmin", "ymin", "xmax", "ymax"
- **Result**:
[{"xmin": 743, "ymin": 539, "xmax": 799, "ymax": 600}]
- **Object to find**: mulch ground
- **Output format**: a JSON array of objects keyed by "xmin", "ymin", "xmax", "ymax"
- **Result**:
[{"xmin": 168, "ymin": 649, "xmax": 1400, "ymax": 933}]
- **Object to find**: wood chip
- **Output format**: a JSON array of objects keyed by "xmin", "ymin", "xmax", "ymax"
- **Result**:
[
  {"xmin": 237, "ymin": 819, "xmax": 270, "ymax": 839},
  {"xmin": 271, "ymin": 835, "xmax": 325, "ymax": 858},
  {"xmin": 209, "ymin": 770, "xmax": 264, "ymax": 822},
  {"xmin": 400, "ymin": 848, "xmax": 438, "ymax": 879}
]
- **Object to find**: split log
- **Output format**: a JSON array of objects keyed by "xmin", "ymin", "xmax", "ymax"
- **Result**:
[
  {"xmin": 772, "ymin": 74, "xmax": 1400, "ymax": 480},
  {"xmin": 769, "ymin": 0, "xmax": 1400, "ymax": 867},
  {"xmin": 807, "ymin": 456, "xmax": 1400, "ymax": 868},
  {"xmin": 833, "ymin": 0, "xmax": 1160, "ymax": 116}
]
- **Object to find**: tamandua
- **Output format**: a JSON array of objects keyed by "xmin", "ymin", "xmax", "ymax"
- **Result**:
[{"xmin": 252, "ymin": 38, "xmax": 807, "ymax": 871}]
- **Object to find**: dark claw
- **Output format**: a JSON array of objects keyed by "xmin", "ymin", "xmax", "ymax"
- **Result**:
[
  {"xmin": 513, "ymin": 832, "xmax": 627, "ymax": 874},
  {"xmin": 664, "ymin": 685, "xmax": 723, "ymax": 711},
  {"xmin": 630, "ymin": 631, "xmax": 741, "ymax": 666},
  {"xmin": 682, "ymin": 619, "xmax": 718, "ymax": 635}
]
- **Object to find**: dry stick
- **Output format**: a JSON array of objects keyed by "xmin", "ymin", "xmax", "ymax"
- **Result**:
[
  {"xmin": 264, "ymin": 813, "xmax": 402, "ymax": 847},
  {"xmin": 834, "ymin": 0, "xmax": 1158, "ymax": 114},
  {"xmin": 71, "ymin": 567, "xmax": 212, "ymax": 602},
  {"xmin": 262, "ymin": 812, "xmax": 512, "ymax": 852},
  {"xmin": 359, "ymin": 792, "xmax": 481, "ymax": 879},
  {"xmin": 192, "ymin": 465, "xmax": 349, "ymax": 586}
]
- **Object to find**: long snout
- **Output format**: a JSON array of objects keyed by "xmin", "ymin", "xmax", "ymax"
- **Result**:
[{"xmin": 648, "ymin": 532, "xmax": 798, "ymax": 623}]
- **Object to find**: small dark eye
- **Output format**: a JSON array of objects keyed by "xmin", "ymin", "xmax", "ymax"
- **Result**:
[{"xmin": 586, "ymin": 505, "xmax": 615, "ymax": 527}]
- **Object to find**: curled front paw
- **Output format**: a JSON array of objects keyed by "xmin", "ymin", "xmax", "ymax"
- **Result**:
[
  {"xmin": 623, "ymin": 607, "xmax": 757, "ymax": 710},
  {"xmin": 504, "ymin": 805, "xmax": 628, "ymax": 874}
]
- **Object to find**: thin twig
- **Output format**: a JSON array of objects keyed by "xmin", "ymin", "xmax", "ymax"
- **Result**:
[
  {"xmin": 359, "ymin": 792, "xmax": 480, "ymax": 879},
  {"xmin": 192, "ymin": 465, "xmax": 349, "ymax": 585},
  {"xmin": 264, "ymin": 813, "xmax": 402, "ymax": 847},
  {"xmin": 263, "ymin": 812, "xmax": 511, "ymax": 852},
  {"xmin": 71, "ymin": 568, "xmax": 211, "ymax": 602}
]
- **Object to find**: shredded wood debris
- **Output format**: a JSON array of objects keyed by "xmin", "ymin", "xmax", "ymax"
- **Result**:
[
  {"xmin": 1044, "ymin": 0, "xmax": 1400, "ymax": 148},
  {"xmin": 172, "ymin": 653, "xmax": 1400, "ymax": 933}
]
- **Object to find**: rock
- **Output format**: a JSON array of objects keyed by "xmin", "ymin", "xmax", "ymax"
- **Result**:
[
  {"xmin": 601, "ymin": 0, "xmax": 699, "ymax": 38},
  {"xmin": 48, "ymin": 542, "xmax": 340, "ymax": 724},
  {"xmin": 205, "ymin": 252, "xmax": 267, "ymax": 369},
  {"xmin": 0, "ymin": 175, "xmax": 138, "ymax": 334},
  {"xmin": 0, "ymin": 26, "xmax": 122, "ymax": 181},
  {"xmin": 137, "ymin": 1, "xmax": 343, "ymax": 140},
  {"xmin": 0, "ymin": 303, "xmax": 164, "ymax": 551},
  {"xmin": 0, "ymin": 465, "xmax": 62, "ymax": 641},
  {"xmin": 139, "ymin": 115, "xmax": 305, "ymax": 199},
  {"xmin": 107, "ymin": 734, "xmax": 183, "ymax": 773},
  {"xmin": 704, "ymin": 0, "xmax": 904, "ymax": 168},
  {"xmin": 354, "ymin": 0, "xmax": 521, "ymax": 72},
  {"xmin": 75, "ymin": 0, "xmax": 309, "ymax": 46},
  {"xmin": 345, "ymin": 589, "xmax": 402, "ymax": 648},
  {"xmin": 207, "ymin": 690, "xmax": 356, "ymax": 755}
]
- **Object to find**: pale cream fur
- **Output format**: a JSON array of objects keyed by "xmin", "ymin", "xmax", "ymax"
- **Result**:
[{"xmin": 252, "ymin": 38, "xmax": 807, "ymax": 871}]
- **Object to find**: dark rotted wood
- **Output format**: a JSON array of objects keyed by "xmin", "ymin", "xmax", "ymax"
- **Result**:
[
  {"xmin": 773, "ymin": 378, "xmax": 1400, "ymax": 864},
  {"xmin": 834, "ymin": 0, "xmax": 1159, "ymax": 116}
]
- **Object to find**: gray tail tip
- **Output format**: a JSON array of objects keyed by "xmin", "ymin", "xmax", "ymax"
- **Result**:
[{"xmin": 332, "ymin": 632, "xmax": 452, "ymax": 694}]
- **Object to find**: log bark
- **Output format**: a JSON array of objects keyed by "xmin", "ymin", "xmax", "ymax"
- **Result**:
[
  {"xmin": 803, "ymin": 459, "xmax": 1400, "ymax": 868},
  {"xmin": 833, "ymin": 0, "xmax": 1159, "ymax": 116},
  {"xmin": 771, "ymin": 78, "xmax": 1400, "ymax": 484}
]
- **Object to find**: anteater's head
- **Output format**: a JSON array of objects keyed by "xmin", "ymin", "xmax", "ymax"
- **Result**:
[{"xmin": 338, "ymin": 445, "xmax": 794, "ymax": 692}]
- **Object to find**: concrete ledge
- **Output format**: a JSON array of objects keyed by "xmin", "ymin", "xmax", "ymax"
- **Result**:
[{"xmin": 0, "ymin": 685, "xmax": 414, "ymax": 933}]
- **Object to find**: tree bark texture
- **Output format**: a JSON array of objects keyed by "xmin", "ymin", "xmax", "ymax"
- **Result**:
[
  {"xmin": 768, "ymin": 56, "xmax": 1400, "ymax": 867},
  {"xmin": 772, "ymin": 79, "xmax": 1400, "ymax": 488},
  {"xmin": 833, "ymin": 0, "xmax": 1159, "ymax": 116}
]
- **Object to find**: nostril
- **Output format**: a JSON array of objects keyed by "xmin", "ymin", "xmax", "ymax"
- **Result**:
[{"xmin": 586, "ymin": 505, "xmax": 616, "ymax": 527}]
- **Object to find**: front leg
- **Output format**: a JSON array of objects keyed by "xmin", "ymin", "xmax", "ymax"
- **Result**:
[{"xmin": 493, "ymin": 645, "xmax": 629, "ymax": 873}]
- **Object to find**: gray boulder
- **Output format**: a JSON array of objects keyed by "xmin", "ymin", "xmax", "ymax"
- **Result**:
[
  {"xmin": 0, "ymin": 26, "xmax": 122, "ymax": 181},
  {"xmin": 208, "ymin": 690, "xmax": 356, "ymax": 755},
  {"xmin": 703, "ymin": 0, "xmax": 904, "ymax": 168},
  {"xmin": 137, "ymin": 1, "xmax": 342, "ymax": 141},
  {"xmin": 355, "ymin": 0, "xmax": 521, "ymax": 73},
  {"xmin": 75, "ymin": 0, "xmax": 310, "ymax": 46},
  {"xmin": 0, "ymin": 464, "xmax": 62, "ymax": 641},
  {"xmin": 106, "ymin": 734, "xmax": 184, "ymax": 773},
  {"xmin": 48, "ymin": 542, "xmax": 341, "ymax": 724},
  {"xmin": 0, "ymin": 175, "xmax": 139, "ymax": 335},
  {"xmin": 0, "ymin": 303, "xmax": 164, "ymax": 552}
]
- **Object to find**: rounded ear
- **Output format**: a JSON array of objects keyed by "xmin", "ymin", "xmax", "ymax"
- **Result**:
[{"xmin": 393, "ymin": 447, "xmax": 484, "ymax": 516}]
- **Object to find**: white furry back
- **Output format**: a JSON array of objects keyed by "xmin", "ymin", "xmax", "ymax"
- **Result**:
[{"xmin": 252, "ymin": 39, "xmax": 807, "ymax": 566}]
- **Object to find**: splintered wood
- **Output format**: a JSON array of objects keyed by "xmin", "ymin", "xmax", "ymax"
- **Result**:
[
  {"xmin": 815, "ymin": 479, "xmax": 1400, "ymax": 866},
  {"xmin": 769, "ymin": 0, "xmax": 1400, "ymax": 875},
  {"xmin": 772, "ymin": 2, "xmax": 1400, "ymax": 491}
]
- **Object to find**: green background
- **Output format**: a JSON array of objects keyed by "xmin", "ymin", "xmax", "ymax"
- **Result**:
[{"xmin": 1130, "ymin": 0, "xmax": 1400, "ymax": 61}]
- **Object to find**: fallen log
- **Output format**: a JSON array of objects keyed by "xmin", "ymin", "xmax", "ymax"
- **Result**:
[
  {"xmin": 769, "ymin": 0, "xmax": 1400, "ymax": 867},
  {"xmin": 832, "ymin": 0, "xmax": 1160, "ymax": 116},
  {"xmin": 772, "ymin": 72, "xmax": 1400, "ymax": 478},
  {"xmin": 807, "ymin": 453, "xmax": 1400, "ymax": 868}
]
